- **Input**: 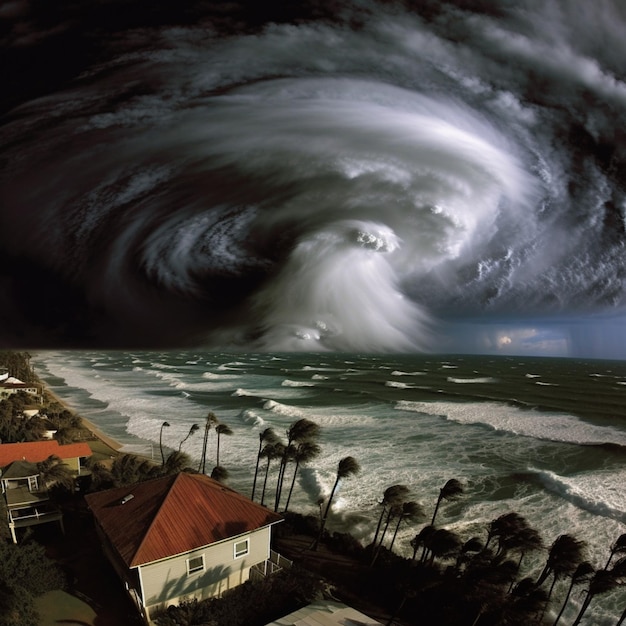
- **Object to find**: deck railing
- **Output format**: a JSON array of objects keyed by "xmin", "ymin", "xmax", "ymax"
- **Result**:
[{"xmin": 250, "ymin": 550, "xmax": 293, "ymax": 580}]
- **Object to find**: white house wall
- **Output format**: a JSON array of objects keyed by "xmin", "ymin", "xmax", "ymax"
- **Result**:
[{"xmin": 140, "ymin": 525, "xmax": 272, "ymax": 619}]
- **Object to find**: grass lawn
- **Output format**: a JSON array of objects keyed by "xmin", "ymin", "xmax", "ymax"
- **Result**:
[{"xmin": 35, "ymin": 589, "xmax": 96, "ymax": 626}]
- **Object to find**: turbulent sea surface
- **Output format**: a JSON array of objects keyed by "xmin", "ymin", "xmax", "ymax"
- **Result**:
[{"xmin": 34, "ymin": 351, "xmax": 626, "ymax": 624}]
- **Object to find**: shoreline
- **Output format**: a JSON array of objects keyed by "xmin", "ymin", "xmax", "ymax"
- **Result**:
[{"xmin": 42, "ymin": 384, "xmax": 125, "ymax": 457}]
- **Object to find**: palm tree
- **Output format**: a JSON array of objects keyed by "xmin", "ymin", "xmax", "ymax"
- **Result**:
[
  {"xmin": 260, "ymin": 442, "xmax": 284, "ymax": 506},
  {"xmin": 198, "ymin": 412, "xmax": 219, "ymax": 474},
  {"xmin": 388, "ymin": 501, "xmax": 424, "ymax": 553},
  {"xmin": 215, "ymin": 423, "xmax": 233, "ymax": 467},
  {"xmin": 178, "ymin": 423, "xmax": 199, "ymax": 452},
  {"xmin": 162, "ymin": 450, "xmax": 193, "ymax": 475},
  {"xmin": 159, "ymin": 421, "xmax": 170, "ymax": 465},
  {"xmin": 274, "ymin": 418, "xmax": 321, "ymax": 511},
  {"xmin": 605, "ymin": 534, "xmax": 626, "ymax": 570},
  {"xmin": 36, "ymin": 455, "xmax": 74, "ymax": 491},
  {"xmin": 211, "ymin": 465, "xmax": 229, "ymax": 483},
  {"xmin": 312, "ymin": 456, "xmax": 360, "ymax": 551},
  {"xmin": 535, "ymin": 534, "xmax": 587, "ymax": 591},
  {"xmin": 251, "ymin": 427, "xmax": 279, "ymax": 501},
  {"xmin": 411, "ymin": 525, "xmax": 435, "ymax": 563},
  {"xmin": 111, "ymin": 453, "xmax": 158, "ymax": 486},
  {"xmin": 283, "ymin": 441, "xmax": 321, "ymax": 513},
  {"xmin": 552, "ymin": 561, "xmax": 594, "ymax": 626},
  {"xmin": 571, "ymin": 569, "xmax": 619, "ymax": 626},
  {"xmin": 430, "ymin": 478, "xmax": 464, "ymax": 526},
  {"xmin": 372, "ymin": 484, "xmax": 411, "ymax": 547},
  {"xmin": 426, "ymin": 528, "xmax": 463, "ymax": 566}
]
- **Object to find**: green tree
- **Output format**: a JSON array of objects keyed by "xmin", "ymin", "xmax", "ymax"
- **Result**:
[
  {"xmin": 36, "ymin": 454, "xmax": 75, "ymax": 491},
  {"xmin": 312, "ymin": 456, "xmax": 360, "ymax": 551},
  {"xmin": 162, "ymin": 450, "xmax": 193, "ymax": 475},
  {"xmin": 111, "ymin": 453, "xmax": 158, "ymax": 486}
]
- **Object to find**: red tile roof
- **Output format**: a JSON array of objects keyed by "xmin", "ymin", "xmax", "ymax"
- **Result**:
[
  {"xmin": 85, "ymin": 472, "xmax": 283, "ymax": 567},
  {"xmin": 0, "ymin": 441, "xmax": 92, "ymax": 467}
]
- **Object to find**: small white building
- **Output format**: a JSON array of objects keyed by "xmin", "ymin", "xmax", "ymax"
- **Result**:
[{"xmin": 85, "ymin": 472, "xmax": 285, "ymax": 624}]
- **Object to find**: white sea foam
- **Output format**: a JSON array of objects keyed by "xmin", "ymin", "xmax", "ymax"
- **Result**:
[
  {"xmin": 530, "ymin": 468, "xmax": 626, "ymax": 523},
  {"xmin": 447, "ymin": 376, "xmax": 497, "ymax": 383},
  {"xmin": 385, "ymin": 380, "xmax": 415, "ymax": 389},
  {"xmin": 391, "ymin": 370, "xmax": 426, "ymax": 376},
  {"xmin": 535, "ymin": 381, "xmax": 557, "ymax": 386},
  {"xmin": 282, "ymin": 379, "xmax": 316, "ymax": 387},
  {"xmin": 202, "ymin": 371, "xmax": 238, "ymax": 380},
  {"xmin": 311, "ymin": 374, "xmax": 328, "ymax": 380},
  {"xmin": 525, "ymin": 373, "xmax": 541, "ymax": 378},
  {"xmin": 395, "ymin": 400, "xmax": 626, "ymax": 447},
  {"xmin": 238, "ymin": 409, "xmax": 267, "ymax": 428}
]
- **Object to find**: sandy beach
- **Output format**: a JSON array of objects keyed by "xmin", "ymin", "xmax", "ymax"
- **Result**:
[{"xmin": 42, "ymin": 385, "xmax": 124, "ymax": 457}]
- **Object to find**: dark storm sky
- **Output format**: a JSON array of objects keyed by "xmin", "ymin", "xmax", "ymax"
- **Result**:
[{"xmin": 1, "ymin": 0, "xmax": 626, "ymax": 357}]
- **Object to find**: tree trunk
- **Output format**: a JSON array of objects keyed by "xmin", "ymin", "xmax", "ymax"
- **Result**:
[
  {"xmin": 615, "ymin": 604, "xmax": 626, "ymax": 626},
  {"xmin": 251, "ymin": 441, "xmax": 263, "ymax": 500},
  {"xmin": 283, "ymin": 460, "xmax": 301, "ymax": 513},
  {"xmin": 260, "ymin": 458, "xmax": 272, "ymax": 506},
  {"xmin": 312, "ymin": 476, "xmax": 340, "ymax": 551},
  {"xmin": 372, "ymin": 506, "xmax": 388, "ymax": 547},
  {"xmin": 571, "ymin": 591, "xmax": 592, "ymax": 626},
  {"xmin": 552, "ymin": 578, "xmax": 575, "ymax": 626}
]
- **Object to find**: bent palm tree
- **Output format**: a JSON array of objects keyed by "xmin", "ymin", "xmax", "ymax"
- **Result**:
[
  {"xmin": 260, "ymin": 442, "xmax": 284, "ymax": 507},
  {"xmin": 275, "ymin": 418, "xmax": 321, "ymax": 511},
  {"xmin": 552, "ymin": 561, "xmax": 594, "ymax": 626},
  {"xmin": 198, "ymin": 412, "xmax": 219, "ymax": 474},
  {"xmin": 163, "ymin": 450, "xmax": 192, "ymax": 475},
  {"xmin": 372, "ymin": 484, "xmax": 410, "ymax": 547},
  {"xmin": 251, "ymin": 427, "xmax": 279, "ymax": 501},
  {"xmin": 159, "ymin": 421, "xmax": 170, "ymax": 466},
  {"xmin": 536, "ymin": 534, "xmax": 587, "ymax": 590},
  {"xmin": 215, "ymin": 423, "xmax": 233, "ymax": 467},
  {"xmin": 571, "ymin": 569, "xmax": 619, "ymax": 626},
  {"xmin": 312, "ymin": 456, "xmax": 360, "ymax": 551},
  {"xmin": 605, "ymin": 534, "xmax": 626, "ymax": 570},
  {"xmin": 37, "ymin": 455, "xmax": 75, "ymax": 491},
  {"xmin": 211, "ymin": 465, "xmax": 229, "ymax": 483},
  {"xmin": 431, "ymin": 478, "xmax": 464, "ymax": 526},
  {"xmin": 178, "ymin": 423, "xmax": 199, "ymax": 452},
  {"xmin": 284, "ymin": 441, "xmax": 321, "ymax": 513}
]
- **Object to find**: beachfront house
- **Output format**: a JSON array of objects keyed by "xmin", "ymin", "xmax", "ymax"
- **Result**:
[
  {"xmin": 85, "ymin": 472, "xmax": 287, "ymax": 625},
  {"xmin": 0, "ymin": 440, "xmax": 92, "ymax": 542},
  {"xmin": 0, "ymin": 375, "xmax": 41, "ymax": 401}
]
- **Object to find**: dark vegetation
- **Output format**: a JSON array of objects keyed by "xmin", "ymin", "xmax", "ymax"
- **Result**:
[{"xmin": 1, "ymin": 351, "xmax": 625, "ymax": 626}]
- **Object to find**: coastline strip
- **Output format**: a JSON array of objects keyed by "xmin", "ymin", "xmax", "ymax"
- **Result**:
[{"xmin": 43, "ymin": 385, "xmax": 124, "ymax": 455}]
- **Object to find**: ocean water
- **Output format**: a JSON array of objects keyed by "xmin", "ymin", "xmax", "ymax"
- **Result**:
[{"xmin": 33, "ymin": 351, "xmax": 626, "ymax": 624}]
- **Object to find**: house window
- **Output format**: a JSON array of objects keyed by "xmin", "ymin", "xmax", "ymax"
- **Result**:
[
  {"xmin": 234, "ymin": 539, "xmax": 249, "ymax": 559},
  {"xmin": 187, "ymin": 555, "xmax": 205, "ymax": 575}
]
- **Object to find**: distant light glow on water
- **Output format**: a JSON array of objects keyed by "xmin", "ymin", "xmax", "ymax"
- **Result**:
[{"xmin": 34, "ymin": 351, "xmax": 626, "ymax": 625}]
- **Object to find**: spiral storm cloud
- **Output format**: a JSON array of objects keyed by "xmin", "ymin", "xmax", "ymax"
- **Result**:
[{"xmin": 1, "ymin": 0, "xmax": 626, "ymax": 356}]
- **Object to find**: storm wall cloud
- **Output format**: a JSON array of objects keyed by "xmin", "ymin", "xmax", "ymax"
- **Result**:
[{"xmin": 1, "ymin": 0, "xmax": 625, "ymax": 354}]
